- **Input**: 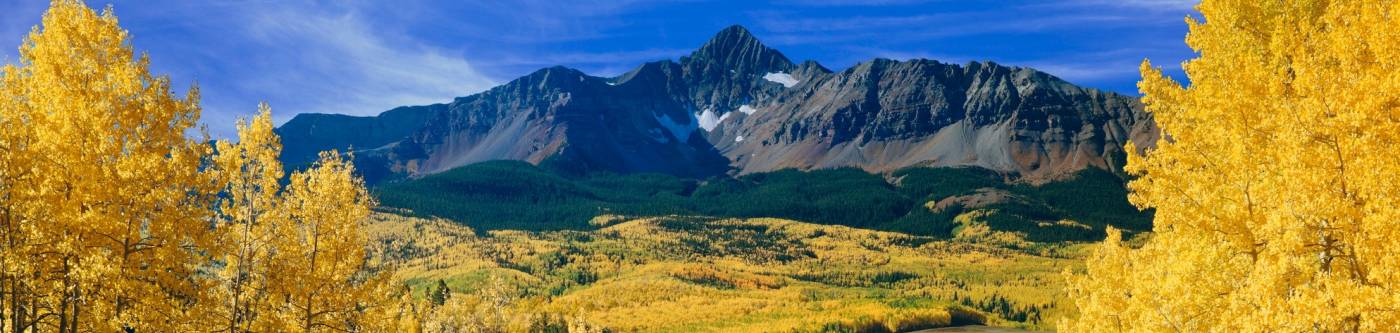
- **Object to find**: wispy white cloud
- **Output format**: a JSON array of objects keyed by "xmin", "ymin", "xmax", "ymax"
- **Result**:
[
  {"xmin": 237, "ymin": 6, "xmax": 496, "ymax": 124},
  {"xmin": 2, "ymin": 1, "xmax": 500, "ymax": 137},
  {"xmin": 104, "ymin": 1, "xmax": 499, "ymax": 137}
]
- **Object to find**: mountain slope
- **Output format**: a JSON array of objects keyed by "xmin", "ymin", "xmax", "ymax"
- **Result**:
[
  {"xmin": 711, "ymin": 58, "xmax": 1158, "ymax": 178},
  {"xmin": 276, "ymin": 25, "xmax": 1156, "ymax": 182},
  {"xmin": 378, "ymin": 66, "xmax": 731, "ymax": 178}
]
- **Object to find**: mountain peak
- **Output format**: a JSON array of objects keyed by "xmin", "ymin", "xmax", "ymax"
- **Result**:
[
  {"xmin": 688, "ymin": 25, "xmax": 793, "ymax": 74},
  {"xmin": 705, "ymin": 25, "xmax": 760, "ymax": 47}
]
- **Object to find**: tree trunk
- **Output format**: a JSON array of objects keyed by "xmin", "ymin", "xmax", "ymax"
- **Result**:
[
  {"xmin": 303, "ymin": 221, "xmax": 321, "ymax": 333},
  {"xmin": 1, "ymin": 206, "xmax": 10, "ymax": 333},
  {"xmin": 11, "ymin": 275, "xmax": 24, "ymax": 333},
  {"xmin": 59, "ymin": 281, "xmax": 69, "ymax": 333},
  {"xmin": 69, "ymin": 288, "xmax": 80, "ymax": 333}
]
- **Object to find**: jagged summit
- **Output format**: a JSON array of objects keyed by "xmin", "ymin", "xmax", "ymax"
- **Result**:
[
  {"xmin": 656, "ymin": 25, "xmax": 800, "ymax": 122},
  {"xmin": 686, "ymin": 25, "xmax": 794, "ymax": 75},
  {"xmin": 707, "ymin": 25, "xmax": 758, "ymax": 45}
]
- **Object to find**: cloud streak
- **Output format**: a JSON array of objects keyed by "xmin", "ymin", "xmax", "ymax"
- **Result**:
[
  {"xmin": 114, "ymin": 1, "xmax": 499, "ymax": 137},
  {"xmin": 236, "ymin": 6, "xmax": 495, "ymax": 124},
  {"xmin": 3, "ymin": 0, "xmax": 501, "ymax": 137}
]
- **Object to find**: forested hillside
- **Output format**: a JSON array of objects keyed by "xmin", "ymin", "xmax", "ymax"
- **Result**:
[{"xmin": 375, "ymin": 161, "xmax": 1151, "ymax": 243}]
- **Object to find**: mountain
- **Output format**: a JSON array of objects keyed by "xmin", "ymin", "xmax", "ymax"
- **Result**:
[
  {"xmin": 274, "ymin": 104, "xmax": 441, "ymax": 169},
  {"xmin": 277, "ymin": 25, "xmax": 1156, "ymax": 183},
  {"xmin": 710, "ymin": 58, "xmax": 1158, "ymax": 179},
  {"xmin": 378, "ymin": 65, "xmax": 732, "ymax": 179}
]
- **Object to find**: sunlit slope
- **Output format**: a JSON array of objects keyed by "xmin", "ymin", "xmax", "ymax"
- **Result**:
[{"xmin": 366, "ymin": 213, "xmax": 1080, "ymax": 332}]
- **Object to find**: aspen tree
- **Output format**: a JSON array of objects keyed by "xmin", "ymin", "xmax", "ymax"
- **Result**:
[
  {"xmin": 209, "ymin": 105, "xmax": 285, "ymax": 332},
  {"xmin": 3, "ymin": 2, "xmax": 406, "ymax": 331},
  {"xmin": 0, "ymin": 0, "xmax": 216, "ymax": 331},
  {"xmin": 1063, "ymin": 1, "xmax": 1400, "ymax": 331},
  {"xmin": 271, "ymin": 151, "xmax": 389, "ymax": 332}
]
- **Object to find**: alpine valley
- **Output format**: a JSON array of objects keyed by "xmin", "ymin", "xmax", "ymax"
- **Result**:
[{"xmin": 279, "ymin": 25, "xmax": 1159, "ymax": 331}]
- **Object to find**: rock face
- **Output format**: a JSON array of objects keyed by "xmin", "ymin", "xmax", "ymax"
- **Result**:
[
  {"xmin": 276, "ymin": 25, "xmax": 1157, "ymax": 183},
  {"xmin": 379, "ymin": 66, "xmax": 731, "ymax": 178},
  {"xmin": 710, "ymin": 58, "xmax": 1158, "ymax": 179}
]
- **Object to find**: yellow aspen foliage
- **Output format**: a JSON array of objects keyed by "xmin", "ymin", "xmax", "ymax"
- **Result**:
[
  {"xmin": 3, "ymin": 1, "xmax": 403, "ymax": 331},
  {"xmin": 1063, "ymin": 1, "xmax": 1400, "ymax": 332},
  {"xmin": 270, "ymin": 151, "xmax": 393, "ymax": 332},
  {"xmin": 1, "ymin": 0, "xmax": 217, "ymax": 331},
  {"xmin": 379, "ymin": 286, "xmax": 427, "ymax": 333},
  {"xmin": 208, "ymin": 104, "xmax": 286, "ymax": 332},
  {"xmin": 0, "ymin": 25, "xmax": 42, "ymax": 333}
]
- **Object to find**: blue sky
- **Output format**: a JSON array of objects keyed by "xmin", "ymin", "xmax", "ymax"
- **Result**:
[{"xmin": 0, "ymin": 0, "xmax": 1198, "ymax": 138}]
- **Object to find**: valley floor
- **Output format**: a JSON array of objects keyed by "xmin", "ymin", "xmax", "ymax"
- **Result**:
[
  {"xmin": 911, "ymin": 325, "xmax": 1040, "ymax": 332},
  {"xmin": 366, "ymin": 212, "xmax": 1088, "ymax": 332}
]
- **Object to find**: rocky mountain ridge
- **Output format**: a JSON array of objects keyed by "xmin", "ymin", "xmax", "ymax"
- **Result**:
[{"xmin": 277, "ymin": 25, "xmax": 1157, "ymax": 184}]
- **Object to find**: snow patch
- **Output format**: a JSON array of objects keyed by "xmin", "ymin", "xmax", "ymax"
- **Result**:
[
  {"xmin": 735, "ymin": 135, "xmax": 744, "ymax": 142},
  {"xmin": 763, "ymin": 72, "xmax": 798, "ymax": 88},
  {"xmin": 655, "ymin": 112, "xmax": 695, "ymax": 143},
  {"xmin": 695, "ymin": 108, "xmax": 731, "ymax": 132},
  {"xmin": 738, "ymin": 105, "xmax": 757, "ymax": 115}
]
